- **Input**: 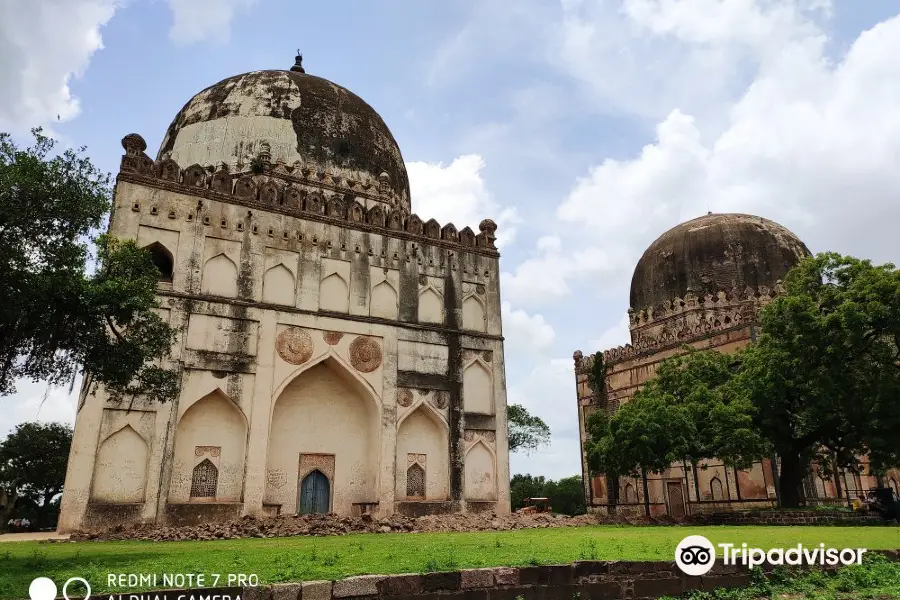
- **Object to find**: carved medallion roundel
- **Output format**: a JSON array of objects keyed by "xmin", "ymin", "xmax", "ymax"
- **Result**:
[
  {"xmin": 349, "ymin": 336, "xmax": 382, "ymax": 373},
  {"xmin": 276, "ymin": 327, "xmax": 314, "ymax": 365},
  {"xmin": 432, "ymin": 391, "xmax": 449, "ymax": 410},
  {"xmin": 397, "ymin": 389, "xmax": 413, "ymax": 407}
]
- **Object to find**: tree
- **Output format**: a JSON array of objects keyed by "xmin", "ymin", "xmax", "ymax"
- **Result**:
[
  {"xmin": 509, "ymin": 473, "xmax": 586, "ymax": 515},
  {"xmin": 0, "ymin": 422, "xmax": 73, "ymax": 529},
  {"xmin": 0, "ymin": 129, "xmax": 178, "ymax": 403},
  {"xmin": 586, "ymin": 253, "xmax": 900, "ymax": 508},
  {"xmin": 543, "ymin": 475, "xmax": 587, "ymax": 516},
  {"xmin": 507, "ymin": 404, "xmax": 551, "ymax": 454},
  {"xmin": 585, "ymin": 349, "xmax": 766, "ymax": 481},
  {"xmin": 734, "ymin": 253, "xmax": 900, "ymax": 506},
  {"xmin": 510, "ymin": 473, "xmax": 546, "ymax": 510}
]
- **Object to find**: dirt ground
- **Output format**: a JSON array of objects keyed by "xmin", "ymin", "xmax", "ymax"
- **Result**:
[
  {"xmin": 70, "ymin": 510, "xmax": 666, "ymax": 542},
  {"xmin": 0, "ymin": 531, "xmax": 70, "ymax": 543}
]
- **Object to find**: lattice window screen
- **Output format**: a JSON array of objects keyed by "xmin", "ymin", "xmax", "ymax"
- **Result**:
[
  {"xmin": 407, "ymin": 463, "xmax": 425, "ymax": 498},
  {"xmin": 191, "ymin": 458, "xmax": 218, "ymax": 498}
]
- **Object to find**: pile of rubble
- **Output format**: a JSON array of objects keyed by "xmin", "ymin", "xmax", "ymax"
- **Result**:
[{"xmin": 70, "ymin": 511, "xmax": 655, "ymax": 542}]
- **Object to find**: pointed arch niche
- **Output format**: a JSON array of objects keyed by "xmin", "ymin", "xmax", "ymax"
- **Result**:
[
  {"xmin": 418, "ymin": 287, "xmax": 443, "ymax": 324},
  {"xmin": 266, "ymin": 356, "xmax": 379, "ymax": 515},
  {"xmin": 201, "ymin": 253, "xmax": 238, "ymax": 297},
  {"xmin": 464, "ymin": 440, "xmax": 496, "ymax": 501},
  {"xmin": 396, "ymin": 404, "xmax": 449, "ymax": 500},
  {"xmin": 91, "ymin": 425, "xmax": 148, "ymax": 503},
  {"xmin": 463, "ymin": 358, "xmax": 493, "ymax": 414},
  {"xmin": 169, "ymin": 389, "xmax": 247, "ymax": 503},
  {"xmin": 263, "ymin": 263, "xmax": 295, "ymax": 305},
  {"xmin": 320, "ymin": 273, "xmax": 349, "ymax": 313},
  {"xmin": 462, "ymin": 295, "xmax": 486, "ymax": 332},
  {"xmin": 143, "ymin": 242, "xmax": 174, "ymax": 282},
  {"xmin": 370, "ymin": 280, "xmax": 398, "ymax": 320},
  {"xmin": 710, "ymin": 476, "xmax": 725, "ymax": 501}
]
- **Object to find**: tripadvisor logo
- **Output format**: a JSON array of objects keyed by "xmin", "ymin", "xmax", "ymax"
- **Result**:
[
  {"xmin": 676, "ymin": 535, "xmax": 717, "ymax": 576},
  {"xmin": 675, "ymin": 535, "xmax": 868, "ymax": 576}
]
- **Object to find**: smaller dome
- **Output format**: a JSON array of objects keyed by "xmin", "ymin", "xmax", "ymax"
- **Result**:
[{"xmin": 630, "ymin": 213, "xmax": 811, "ymax": 311}]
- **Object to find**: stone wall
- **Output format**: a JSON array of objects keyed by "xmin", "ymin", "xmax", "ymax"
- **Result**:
[
  {"xmin": 685, "ymin": 510, "xmax": 885, "ymax": 526},
  {"xmin": 240, "ymin": 553, "xmax": 900, "ymax": 600},
  {"xmin": 57, "ymin": 133, "xmax": 512, "ymax": 533}
]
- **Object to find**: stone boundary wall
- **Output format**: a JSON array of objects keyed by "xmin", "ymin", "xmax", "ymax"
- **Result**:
[
  {"xmin": 684, "ymin": 509, "xmax": 885, "ymax": 526},
  {"xmin": 242, "ymin": 552, "xmax": 900, "ymax": 600}
]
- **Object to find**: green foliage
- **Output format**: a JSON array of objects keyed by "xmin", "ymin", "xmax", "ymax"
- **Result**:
[
  {"xmin": 510, "ymin": 474, "xmax": 546, "ymax": 510},
  {"xmin": 662, "ymin": 553, "xmax": 900, "ymax": 600},
  {"xmin": 1, "ymin": 525, "xmax": 895, "ymax": 599},
  {"xmin": 585, "ymin": 348, "xmax": 767, "ymax": 479},
  {"xmin": 0, "ymin": 129, "xmax": 178, "ymax": 403},
  {"xmin": 586, "ymin": 253, "xmax": 900, "ymax": 507},
  {"xmin": 734, "ymin": 253, "xmax": 900, "ymax": 505},
  {"xmin": 507, "ymin": 404, "xmax": 551, "ymax": 454},
  {"xmin": 509, "ymin": 473, "xmax": 586, "ymax": 515},
  {"xmin": 0, "ymin": 422, "xmax": 72, "ymax": 529},
  {"xmin": 586, "ymin": 351, "xmax": 606, "ymax": 395}
]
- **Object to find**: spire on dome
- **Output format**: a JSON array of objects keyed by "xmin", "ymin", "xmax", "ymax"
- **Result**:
[{"xmin": 291, "ymin": 51, "xmax": 305, "ymax": 73}]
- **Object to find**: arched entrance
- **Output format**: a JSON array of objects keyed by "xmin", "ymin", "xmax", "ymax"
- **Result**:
[
  {"xmin": 265, "ymin": 358, "xmax": 379, "ymax": 515},
  {"xmin": 299, "ymin": 470, "xmax": 331, "ymax": 514}
]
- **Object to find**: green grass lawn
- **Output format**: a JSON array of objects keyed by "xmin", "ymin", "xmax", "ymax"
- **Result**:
[{"xmin": 1, "ymin": 526, "xmax": 898, "ymax": 599}]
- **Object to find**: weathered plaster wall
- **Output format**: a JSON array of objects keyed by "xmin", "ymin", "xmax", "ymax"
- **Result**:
[
  {"xmin": 395, "ymin": 406, "xmax": 449, "ymax": 500},
  {"xmin": 266, "ymin": 361, "xmax": 378, "ymax": 514},
  {"xmin": 58, "ymin": 152, "xmax": 511, "ymax": 532}
]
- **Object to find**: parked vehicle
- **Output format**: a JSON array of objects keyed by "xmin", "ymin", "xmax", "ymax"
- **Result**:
[{"xmin": 516, "ymin": 497, "xmax": 552, "ymax": 514}]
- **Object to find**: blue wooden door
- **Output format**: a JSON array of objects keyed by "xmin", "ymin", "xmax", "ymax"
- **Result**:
[{"xmin": 299, "ymin": 470, "xmax": 330, "ymax": 514}]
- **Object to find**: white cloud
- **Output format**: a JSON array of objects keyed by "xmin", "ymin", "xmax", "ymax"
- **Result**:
[
  {"xmin": 557, "ymin": 0, "xmax": 831, "ymax": 120},
  {"xmin": 510, "ymin": 5, "xmax": 900, "ymax": 314},
  {"xmin": 508, "ymin": 358, "xmax": 583, "ymax": 479},
  {"xmin": 0, "ymin": 0, "xmax": 119, "ymax": 129},
  {"xmin": 588, "ymin": 314, "xmax": 631, "ymax": 352},
  {"xmin": 0, "ymin": 380, "xmax": 78, "ymax": 440},
  {"xmin": 500, "ymin": 236, "xmax": 624, "ymax": 308},
  {"xmin": 406, "ymin": 154, "xmax": 519, "ymax": 247},
  {"xmin": 501, "ymin": 302, "xmax": 556, "ymax": 356},
  {"xmin": 166, "ymin": 0, "xmax": 256, "ymax": 44}
]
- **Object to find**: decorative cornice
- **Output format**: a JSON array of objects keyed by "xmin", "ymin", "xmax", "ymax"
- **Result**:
[
  {"xmin": 627, "ymin": 282, "xmax": 786, "ymax": 330},
  {"xmin": 574, "ymin": 283, "xmax": 786, "ymax": 371},
  {"xmin": 118, "ymin": 133, "xmax": 499, "ymax": 257}
]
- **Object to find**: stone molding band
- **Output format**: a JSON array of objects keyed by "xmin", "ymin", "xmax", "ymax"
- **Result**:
[
  {"xmin": 158, "ymin": 290, "xmax": 505, "ymax": 342},
  {"xmin": 574, "ymin": 283, "xmax": 787, "ymax": 370},
  {"xmin": 118, "ymin": 134, "xmax": 499, "ymax": 257}
]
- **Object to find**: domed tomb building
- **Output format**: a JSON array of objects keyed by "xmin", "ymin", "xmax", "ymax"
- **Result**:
[
  {"xmin": 59, "ymin": 57, "xmax": 511, "ymax": 532},
  {"xmin": 573, "ymin": 213, "xmax": 889, "ymax": 515}
]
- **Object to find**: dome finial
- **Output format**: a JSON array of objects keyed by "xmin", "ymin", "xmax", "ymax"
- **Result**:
[{"xmin": 291, "ymin": 51, "xmax": 305, "ymax": 73}]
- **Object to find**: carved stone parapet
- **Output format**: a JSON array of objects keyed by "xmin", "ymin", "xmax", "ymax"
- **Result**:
[
  {"xmin": 600, "ymin": 283, "xmax": 788, "ymax": 367},
  {"xmin": 119, "ymin": 134, "xmax": 499, "ymax": 257}
]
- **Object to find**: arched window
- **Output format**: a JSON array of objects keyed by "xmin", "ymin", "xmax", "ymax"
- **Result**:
[
  {"xmin": 190, "ymin": 459, "xmax": 218, "ymax": 498},
  {"xmin": 144, "ymin": 242, "xmax": 174, "ymax": 282},
  {"xmin": 407, "ymin": 463, "xmax": 425, "ymax": 498},
  {"xmin": 623, "ymin": 483, "xmax": 636, "ymax": 503},
  {"xmin": 710, "ymin": 477, "xmax": 725, "ymax": 501}
]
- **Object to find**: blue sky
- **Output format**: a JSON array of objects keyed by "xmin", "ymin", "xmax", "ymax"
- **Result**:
[{"xmin": 2, "ymin": 0, "xmax": 900, "ymax": 480}]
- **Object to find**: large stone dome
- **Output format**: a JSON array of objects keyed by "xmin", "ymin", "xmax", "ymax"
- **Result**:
[
  {"xmin": 157, "ymin": 59, "xmax": 410, "ymax": 211},
  {"xmin": 630, "ymin": 213, "xmax": 811, "ymax": 312}
]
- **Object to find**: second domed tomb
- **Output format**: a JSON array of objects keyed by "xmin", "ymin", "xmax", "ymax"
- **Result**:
[{"xmin": 573, "ymin": 212, "xmax": 816, "ymax": 517}]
